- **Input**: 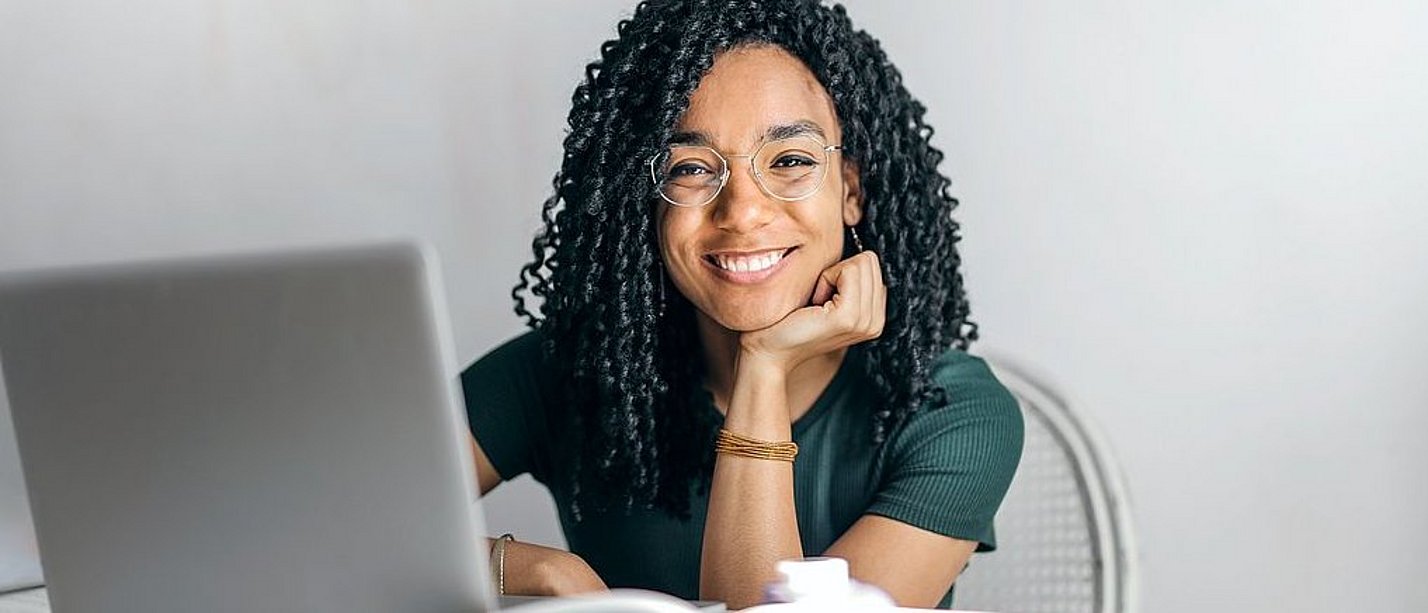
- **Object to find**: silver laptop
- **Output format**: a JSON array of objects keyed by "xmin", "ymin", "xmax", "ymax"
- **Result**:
[
  {"xmin": 0, "ymin": 243, "xmax": 496, "ymax": 613},
  {"xmin": 0, "ymin": 375, "xmax": 43, "ymax": 595}
]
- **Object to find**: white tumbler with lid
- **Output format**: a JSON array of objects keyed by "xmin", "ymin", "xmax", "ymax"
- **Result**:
[{"xmin": 754, "ymin": 556, "xmax": 895, "ymax": 611}]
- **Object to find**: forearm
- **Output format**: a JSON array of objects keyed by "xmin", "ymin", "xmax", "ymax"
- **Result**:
[{"xmin": 699, "ymin": 357, "xmax": 803, "ymax": 609}]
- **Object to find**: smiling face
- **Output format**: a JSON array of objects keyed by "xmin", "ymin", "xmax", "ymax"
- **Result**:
[{"xmin": 656, "ymin": 45, "xmax": 862, "ymax": 332}]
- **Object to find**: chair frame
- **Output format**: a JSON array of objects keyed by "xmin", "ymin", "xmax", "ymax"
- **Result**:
[{"xmin": 983, "ymin": 357, "xmax": 1141, "ymax": 613}]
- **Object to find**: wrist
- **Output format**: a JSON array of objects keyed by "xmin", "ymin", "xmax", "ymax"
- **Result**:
[
  {"xmin": 726, "ymin": 350, "xmax": 793, "ymax": 428},
  {"xmin": 489, "ymin": 533, "xmax": 515, "ymax": 595},
  {"xmin": 734, "ymin": 346, "xmax": 793, "ymax": 380}
]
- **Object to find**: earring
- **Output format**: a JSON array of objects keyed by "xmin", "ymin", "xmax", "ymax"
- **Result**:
[
  {"xmin": 656, "ymin": 264, "xmax": 666, "ymax": 319},
  {"xmin": 848, "ymin": 225, "xmax": 865, "ymax": 253}
]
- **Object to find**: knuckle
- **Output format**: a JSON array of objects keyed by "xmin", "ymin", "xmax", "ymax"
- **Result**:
[{"xmin": 837, "ymin": 307, "xmax": 860, "ymax": 330}]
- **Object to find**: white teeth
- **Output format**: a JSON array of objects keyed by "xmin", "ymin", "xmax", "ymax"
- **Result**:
[{"xmin": 713, "ymin": 250, "xmax": 785, "ymax": 273}]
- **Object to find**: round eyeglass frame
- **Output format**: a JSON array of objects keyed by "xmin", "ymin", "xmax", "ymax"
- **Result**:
[{"xmin": 648, "ymin": 136, "xmax": 843, "ymax": 208}]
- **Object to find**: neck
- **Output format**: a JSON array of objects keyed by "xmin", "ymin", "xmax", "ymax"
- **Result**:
[{"xmin": 693, "ymin": 311, "xmax": 848, "ymax": 423}]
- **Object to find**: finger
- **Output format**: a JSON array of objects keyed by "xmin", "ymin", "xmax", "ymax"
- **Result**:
[
  {"xmin": 812, "ymin": 257, "xmax": 853, "ymax": 306},
  {"xmin": 842, "ymin": 252, "xmax": 871, "ymax": 336},
  {"xmin": 859, "ymin": 253, "xmax": 876, "ymax": 334},
  {"xmin": 830, "ymin": 261, "xmax": 863, "ymax": 330},
  {"xmin": 810, "ymin": 269, "xmax": 837, "ymax": 306},
  {"xmin": 869, "ymin": 255, "xmax": 887, "ymax": 339}
]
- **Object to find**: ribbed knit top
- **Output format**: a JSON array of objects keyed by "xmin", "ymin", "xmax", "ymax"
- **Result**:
[{"xmin": 462, "ymin": 331, "xmax": 1024, "ymax": 609}]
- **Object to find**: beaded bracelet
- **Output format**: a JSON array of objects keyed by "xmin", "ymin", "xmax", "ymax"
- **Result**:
[{"xmin": 714, "ymin": 428, "xmax": 799, "ymax": 462}]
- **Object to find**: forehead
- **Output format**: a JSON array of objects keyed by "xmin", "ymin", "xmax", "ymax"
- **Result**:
[{"xmin": 675, "ymin": 45, "xmax": 841, "ymax": 148}]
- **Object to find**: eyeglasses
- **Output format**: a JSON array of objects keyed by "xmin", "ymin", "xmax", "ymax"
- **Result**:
[{"xmin": 648, "ymin": 135, "xmax": 843, "ymax": 207}]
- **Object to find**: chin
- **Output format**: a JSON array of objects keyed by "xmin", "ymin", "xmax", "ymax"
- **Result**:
[
  {"xmin": 705, "ymin": 300, "xmax": 802, "ymax": 332},
  {"xmin": 714, "ymin": 313, "xmax": 781, "ymax": 332}
]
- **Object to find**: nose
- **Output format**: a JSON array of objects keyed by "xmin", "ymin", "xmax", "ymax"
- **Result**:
[{"xmin": 711, "ymin": 159, "xmax": 777, "ymax": 234}]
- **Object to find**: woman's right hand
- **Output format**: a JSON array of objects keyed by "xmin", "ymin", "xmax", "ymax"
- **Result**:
[{"xmin": 496, "ymin": 539, "xmax": 608, "ymax": 596}]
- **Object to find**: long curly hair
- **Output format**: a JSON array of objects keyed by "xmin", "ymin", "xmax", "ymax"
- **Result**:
[{"xmin": 511, "ymin": 0, "xmax": 977, "ymax": 519}]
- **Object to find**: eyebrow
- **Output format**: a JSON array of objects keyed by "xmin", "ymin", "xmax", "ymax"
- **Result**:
[
  {"xmin": 669, "ymin": 120, "xmax": 829, "ymax": 148},
  {"xmin": 765, "ymin": 120, "xmax": 827, "ymax": 142}
]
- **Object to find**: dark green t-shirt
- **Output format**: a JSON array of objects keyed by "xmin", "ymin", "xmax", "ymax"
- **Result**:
[{"xmin": 461, "ymin": 331, "xmax": 1023, "ymax": 608}]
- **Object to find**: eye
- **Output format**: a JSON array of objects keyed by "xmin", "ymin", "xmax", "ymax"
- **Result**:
[
  {"xmin": 770, "ymin": 154, "xmax": 817, "ymax": 169},
  {"xmin": 668, "ymin": 162, "xmax": 715, "ymax": 177}
]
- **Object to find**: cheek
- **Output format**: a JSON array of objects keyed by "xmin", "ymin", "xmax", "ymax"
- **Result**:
[
  {"xmin": 652, "ymin": 199, "xmax": 846, "ymax": 326},
  {"xmin": 799, "ymin": 200, "xmax": 850, "ymax": 263},
  {"xmin": 655, "ymin": 206, "xmax": 683, "ymax": 263},
  {"xmin": 657, "ymin": 216, "xmax": 702, "ymax": 290}
]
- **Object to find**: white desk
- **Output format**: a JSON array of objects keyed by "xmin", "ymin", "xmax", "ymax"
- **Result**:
[
  {"xmin": 1, "ymin": 587, "xmax": 962, "ymax": 612},
  {"xmin": 0, "ymin": 588, "xmax": 46, "ymax": 613}
]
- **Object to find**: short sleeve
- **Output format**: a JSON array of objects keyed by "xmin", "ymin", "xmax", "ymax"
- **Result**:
[
  {"xmin": 866, "ymin": 350, "xmax": 1024, "ymax": 552},
  {"xmin": 459, "ymin": 331, "xmax": 554, "ymax": 483}
]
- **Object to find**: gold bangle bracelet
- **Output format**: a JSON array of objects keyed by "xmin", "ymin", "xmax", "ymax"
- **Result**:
[
  {"xmin": 714, "ymin": 428, "xmax": 798, "ymax": 462},
  {"xmin": 490, "ymin": 533, "xmax": 515, "ymax": 595}
]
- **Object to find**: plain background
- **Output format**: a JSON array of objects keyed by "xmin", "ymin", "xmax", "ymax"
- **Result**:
[{"xmin": 2, "ymin": 1, "xmax": 1425, "ymax": 611}]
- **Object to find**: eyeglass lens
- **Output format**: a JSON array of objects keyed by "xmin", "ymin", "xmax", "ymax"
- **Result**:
[{"xmin": 655, "ymin": 136, "xmax": 831, "ymax": 206}]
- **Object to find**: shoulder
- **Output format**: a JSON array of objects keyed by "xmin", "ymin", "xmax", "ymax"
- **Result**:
[
  {"xmin": 459, "ymin": 329, "xmax": 561, "ymax": 481},
  {"xmin": 886, "ymin": 348, "xmax": 1024, "ymax": 464},
  {"xmin": 457, "ymin": 328, "xmax": 564, "ymax": 432},
  {"xmin": 459, "ymin": 329, "xmax": 549, "ymax": 382},
  {"xmin": 927, "ymin": 347, "xmax": 1013, "ymax": 403},
  {"xmin": 864, "ymin": 347, "xmax": 1025, "ymax": 550},
  {"xmin": 473, "ymin": 328, "xmax": 547, "ymax": 363}
]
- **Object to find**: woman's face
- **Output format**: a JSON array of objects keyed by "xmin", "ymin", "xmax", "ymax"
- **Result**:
[{"xmin": 657, "ymin": 45, "xmax": 862, "ymax": 332}]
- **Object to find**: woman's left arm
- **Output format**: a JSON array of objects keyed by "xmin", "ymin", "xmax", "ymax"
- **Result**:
[
  {"xmin": 699, "ymin": 366, "xmax": 979, "ymax": 610},
  {"xmin": 825, "ymin": 515, "xmax": 978, "ymax": 607},
  {"xmin": 701, "ymin": 366, "xmax": 981, "ymax": 609}
]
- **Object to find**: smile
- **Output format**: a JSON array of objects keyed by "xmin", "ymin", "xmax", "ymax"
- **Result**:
[{"xmin": 702, "ymin": 247, "xmax": 797, "ymax": 284}]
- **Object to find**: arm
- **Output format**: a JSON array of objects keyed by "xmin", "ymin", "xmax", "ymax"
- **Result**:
[
  {"xmin": 699, "ymin": 251, "xmax": 886, "ymax": 609},
  {"xmin": 830, "ymin": 355, "xmax": 1024, "ymax": 607},
  {"xmin": 471, "ymin": 435, "xmax": 607, "ymax": 595},
  {"xmin": 698, "ymin": 355, "xmax": 802, "ymax": 608},
  {"xmin": 825, "ymin": 516, "xmax": 977, "ymax": 607},
  {"xmin": 461, "ymin": 333, "xmax": 607, "ymax": 596}
]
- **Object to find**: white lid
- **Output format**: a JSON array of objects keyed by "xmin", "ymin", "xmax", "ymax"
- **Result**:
[{"xmin": 775, "ymin": 557, "xmax": 851, "ymax": 598}]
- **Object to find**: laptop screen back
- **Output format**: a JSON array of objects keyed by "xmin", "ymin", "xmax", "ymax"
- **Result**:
[
  {"xmin": 0, "ymin": 243, "xmax": 496, "ymax": 613},
  {"xmin": 0, "ymin": 372, "xmax": 43, "ymax": 594}
]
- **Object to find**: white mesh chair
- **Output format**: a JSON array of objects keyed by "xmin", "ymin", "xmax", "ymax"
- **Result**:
[{"xmin": 953, "ymin": 359, "xmax": 1138, "ymax": 613}]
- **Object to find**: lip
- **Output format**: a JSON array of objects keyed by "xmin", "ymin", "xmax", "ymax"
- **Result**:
[{"xmin": 702, "ymin": 247, "xmax": 797, "ymax": 285}]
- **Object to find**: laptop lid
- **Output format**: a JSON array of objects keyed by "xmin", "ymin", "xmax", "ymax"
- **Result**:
[
  {"xmin": 0, "ymin": 375, "xmax": 43, "ymax": 594},
  {"xmin": 0, "ymin": 242, "xmax": 496, "ymax": 613}
]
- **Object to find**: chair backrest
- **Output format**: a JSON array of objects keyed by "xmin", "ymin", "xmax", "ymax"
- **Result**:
[{"xmin": 952, "ymin": 359, "xmax": 1138, "ymax": 613}]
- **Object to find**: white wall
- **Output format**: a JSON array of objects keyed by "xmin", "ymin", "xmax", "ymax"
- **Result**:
[
  {"xmin": 0, "ymin": 0, "xmax": 573, "ymax": 577},
  {"xmin": 847, "ymin": 2, "xmax": 1428, "ymax": 611},
  {"xmin": 3, "ymin": 1, "xmax": 1425, "ymax": 611}
]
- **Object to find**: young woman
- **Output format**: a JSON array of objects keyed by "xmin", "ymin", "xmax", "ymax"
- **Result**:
[{"xmin": 461, "ymin": 1, "xmax": 1023, "ymax": 609}]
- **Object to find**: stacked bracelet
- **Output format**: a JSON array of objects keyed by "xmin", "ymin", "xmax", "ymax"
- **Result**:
[
  {"xmin": 489, "ymin": 533, "xmax": 515, "ymax": 595},
  {"xmin": 714, "ymin": 428, "xmax": 798, "ymax": 462}
]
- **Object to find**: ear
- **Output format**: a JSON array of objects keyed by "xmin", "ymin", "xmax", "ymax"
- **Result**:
[{"xmin": 840, "ymin": 158, "xmax": 863, "ymax": 226}]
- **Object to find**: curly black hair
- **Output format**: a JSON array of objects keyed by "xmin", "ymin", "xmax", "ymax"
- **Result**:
[{"xmin": 511, "ymin": 0, "xmax": 977, "ymax": 519}]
